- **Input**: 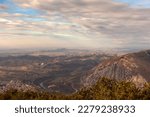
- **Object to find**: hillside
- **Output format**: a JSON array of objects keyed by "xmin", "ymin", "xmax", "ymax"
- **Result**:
[
  {"xmin": 83, "ymin": 50, "xmax": 150, "ymax": 87},
  {"xmin": 1, "ymin": 78, "xmax": 150, "ymax": 100}
]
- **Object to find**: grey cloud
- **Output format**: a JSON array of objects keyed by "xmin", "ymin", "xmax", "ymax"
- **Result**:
[
  {"xmin": 4, "ymin": 0, "xmax": 150, "ymax": 49},
  {"xmin": 0, "ymin": 4, "xmax": 8, "ymax": 10}
]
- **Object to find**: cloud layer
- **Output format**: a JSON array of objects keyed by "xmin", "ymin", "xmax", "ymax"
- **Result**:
[{"xmin": 0, "ymin": 0, "xmax": 150, "ymax": 50}]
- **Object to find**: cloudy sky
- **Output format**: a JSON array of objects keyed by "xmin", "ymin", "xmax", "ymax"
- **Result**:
[{"xmin": 0, "ymin": 0, "xmax": 150, "ymax": 50}]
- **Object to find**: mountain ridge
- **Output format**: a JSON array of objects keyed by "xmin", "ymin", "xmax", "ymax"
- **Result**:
[{"xmin": 82, "ymin": 50, "xmax": 150, "ymax": 87}]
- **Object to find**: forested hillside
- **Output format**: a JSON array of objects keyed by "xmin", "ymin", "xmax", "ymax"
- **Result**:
[{"xmin": 0, "ymin": 78, "xmax": 150, "ymax": 100}]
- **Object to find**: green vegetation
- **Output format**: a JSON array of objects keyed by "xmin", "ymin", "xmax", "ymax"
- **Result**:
[{"xmin": 0, "ymin": 78, "xmax": 150, "ymax": 100}]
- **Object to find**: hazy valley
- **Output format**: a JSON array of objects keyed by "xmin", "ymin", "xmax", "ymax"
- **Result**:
[
  {"xmin": 0, "ymin": 49, "xmax": 112, "ymax": 93},
  {"xmin": 0, "ymin": 49, "xmax": 150, "ymax": 100}
]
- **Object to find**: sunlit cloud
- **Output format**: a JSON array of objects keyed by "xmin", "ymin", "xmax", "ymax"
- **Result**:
[{"xmin": 0, "ymin": 0, "xmax": 150, "ymax": 50}]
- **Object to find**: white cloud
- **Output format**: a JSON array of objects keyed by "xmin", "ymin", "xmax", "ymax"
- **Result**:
[{"xmin": 0, "ymin": 0, "xmax": 150, "ymax": 50}]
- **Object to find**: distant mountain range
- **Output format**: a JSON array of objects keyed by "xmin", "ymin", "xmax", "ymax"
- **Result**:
[
  {"xmin": 83, "ymin": 50, "xmax": 150, "ymax": 87},
  {"xmin": 0, "ymin": 49, "xmax": 150, "ymax": 94},
  {"xmin": 0, "ymin": 50, "xmax": 111, "ymax": 93}
]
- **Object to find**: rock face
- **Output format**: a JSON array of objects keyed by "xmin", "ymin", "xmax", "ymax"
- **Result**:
[
  {"xmin": 0, "ymin": 80, "xmax": 37, "ymax": 93},
  {"xmin": 83, "ymin": 50, "xmax": 150, "ymax": 87}
]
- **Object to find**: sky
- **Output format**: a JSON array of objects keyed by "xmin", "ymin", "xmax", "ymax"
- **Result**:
[{"xmin": 0, "ymin": 0, "xmax": 150, "ymax": 50}]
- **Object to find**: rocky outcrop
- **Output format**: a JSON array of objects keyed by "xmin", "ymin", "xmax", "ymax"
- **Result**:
[
  {"xmin": 83, "ymin": 50, "xmax": 150, "ymax": 87},
  {"xmin": 0, "ymin": 80, "xmax": 37, "ymax": 93}
]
